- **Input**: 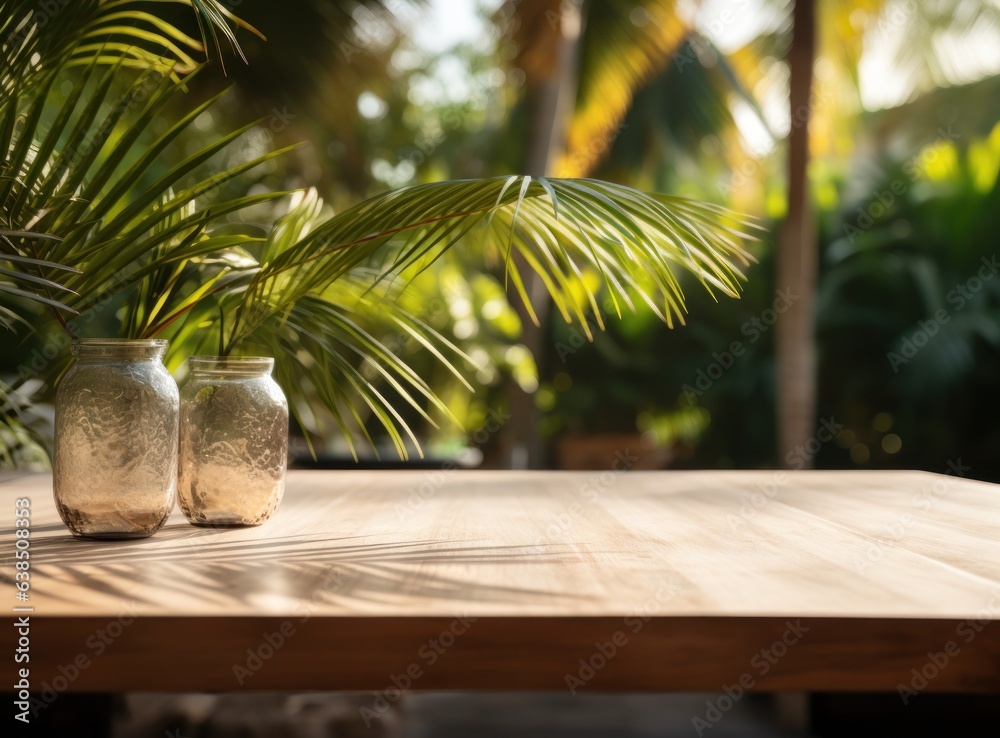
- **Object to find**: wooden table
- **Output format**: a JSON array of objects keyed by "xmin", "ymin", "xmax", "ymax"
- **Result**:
[{"xmin": 3, "ymin": 470, "xmax": 999, "ymax": 693}]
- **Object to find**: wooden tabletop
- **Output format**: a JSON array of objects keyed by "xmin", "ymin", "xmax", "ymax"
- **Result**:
[{"xmin": 2, "ymin": 470, "xmax": 999, "ymax": 692}]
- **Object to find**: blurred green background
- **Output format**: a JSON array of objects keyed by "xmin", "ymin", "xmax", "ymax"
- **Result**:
[{"xmin": 4, "ymin": 0, "xmax": 999, "ymax": 480}]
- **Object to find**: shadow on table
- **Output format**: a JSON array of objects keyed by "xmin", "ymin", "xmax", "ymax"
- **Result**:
[{"xmin": 26, "ymin": 529, "xmax": 588, "ymax": 611}]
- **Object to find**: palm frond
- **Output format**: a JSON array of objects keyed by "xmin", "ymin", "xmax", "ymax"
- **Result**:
[
  {"xmin": 204, "ymin": 176, "xmax": 759, "ymax": 457},
  {"xmin": 0, "ymin": 230, "xmax": 78, "ymax": 330},
  {"xmin": 1, "ymin": 53, "xmax": 291, "ymax": 338},
  {"xmin": 0, "ymin": 0, "xmax": 259, "ymax": 91},
  {"xmin": 226, "ymin": 176, "xmax": 757, "ymax": 349},
  {"xmin": 0, "ymin": 0, "xmax": 277, "ymax": 341},
  {"xmin": 251, "ymin": 287, "xmax": 475, "ymax": 462},
  {"xmin": 200, "ymin": 189, "xmax": 478, "ymax": 459}
]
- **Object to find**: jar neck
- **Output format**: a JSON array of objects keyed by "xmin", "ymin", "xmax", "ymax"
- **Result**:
[
  {"xmin": 188, "ymin": 356, "xmax": 274, "ymax": 378},
  {"xmin": 71, "ymin": 339, "xmax": 167, "ymax": 362}
]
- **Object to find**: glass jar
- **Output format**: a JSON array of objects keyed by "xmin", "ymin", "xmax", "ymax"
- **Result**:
[
  {"xmin": 178, "ymin": 356, "xmax": 288, "ymax": 527},
  {"xmin": 53, "ymin": 339, "xmax": 179, "ymax": 539}
]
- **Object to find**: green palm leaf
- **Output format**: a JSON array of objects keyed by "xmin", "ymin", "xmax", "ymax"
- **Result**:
[
  {"xmin": 0, "ymin": 230, "xmax": 78, "ymax": 330},
  {"xmin": 2, "ymin": 52, "xmax": 290, "ymax": 336},
  {"xmin": 0, "ymin": 0, "xmax": 260, "ymax": 88},
  {"xmin": 208, "ymin": 176, "xmax": 758, "ymax": 458},
  {"xmin": 226, "ymin": 176, "xmax": 757, "ymax": 348}
]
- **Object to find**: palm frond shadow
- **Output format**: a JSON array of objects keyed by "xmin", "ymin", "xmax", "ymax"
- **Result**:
[
  {"xmin": 0, "ymin": 522, "xmax": 67, "ymax": 536},
  {"xmin": 26, "ymin": 531, "xmax": 588, "ymax": 609}
]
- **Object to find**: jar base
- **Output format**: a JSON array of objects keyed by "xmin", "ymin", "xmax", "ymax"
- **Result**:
[
  {"xmin": 190, "ymin": 521, "xmax": 261, "ymax": 528},
  {"xmin": 58, "ymin": 503, "xmax": 170, "ymax": 540},
  {"xmin": 71, "ymin": 530, "xmax": 159, "ymax": 540},
  {"xmin": 186, "ymin": 513, "xmax": 266, "ymax": 528}
]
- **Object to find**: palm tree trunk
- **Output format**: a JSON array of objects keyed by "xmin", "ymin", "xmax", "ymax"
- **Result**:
[
  {"xmin": 776, "ymin": 0, "xmax": 817, "ymax": 467},
  {"xmin": 500, "ymin": 0, "xmax": 582, "ymax": 469}
]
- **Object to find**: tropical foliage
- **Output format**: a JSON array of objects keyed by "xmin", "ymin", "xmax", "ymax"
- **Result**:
[{"xmin": 0, "ymin": 0, "xmax": 759, "ymax": 466}]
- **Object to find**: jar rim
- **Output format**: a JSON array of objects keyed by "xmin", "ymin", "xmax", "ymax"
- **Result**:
[
  {"xmin": 188, "ymin": 356, "xmax": 275, "ymax": 376},
  {"xmin": 71, "ymin": 338, "xmax": 167, "ymax": 360},
  {"xmin": 73, "ymin": 338, "xmax": 167, "ymax": 346}
]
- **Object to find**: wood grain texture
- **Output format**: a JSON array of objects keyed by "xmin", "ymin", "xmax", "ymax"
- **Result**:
[{"xmin": 2, "ymin": 470, "xmax": 999, "ymax": 692}]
